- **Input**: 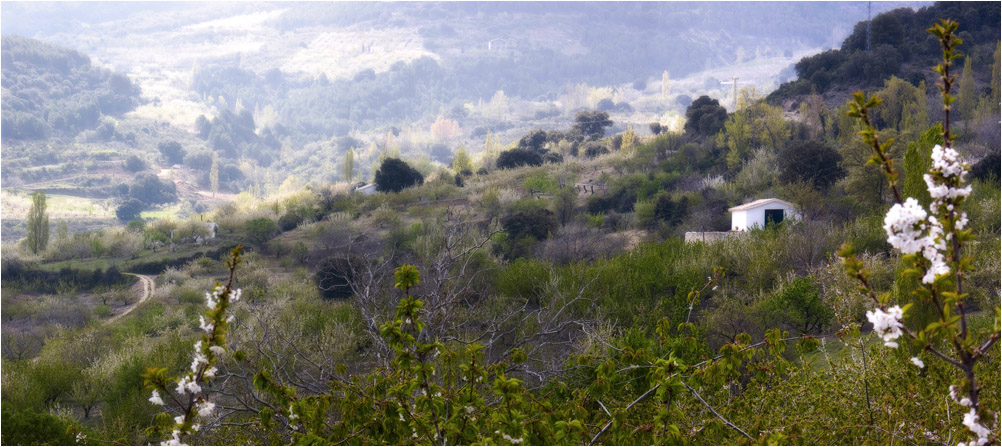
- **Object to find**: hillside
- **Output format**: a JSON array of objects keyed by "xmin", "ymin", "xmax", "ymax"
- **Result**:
[
  {"xmin": 768, "ymin": 1, "xmax": 1001, "ymax": 107},
  {"xmin": 2, "ymin": 4, "xmax": 1000, "ymax": 446}
]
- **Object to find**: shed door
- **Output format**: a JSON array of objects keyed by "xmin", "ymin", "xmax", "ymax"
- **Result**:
[{"xmin": 764, "ymin": 209, "xmax": 784, "ymax": 226}]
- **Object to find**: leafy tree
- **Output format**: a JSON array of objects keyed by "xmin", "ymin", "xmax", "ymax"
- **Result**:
[
  {"xmin": 124, "ymin": 154, "xmax": 146, "ymax": 172},
  {"xmin": 649, "ymin": 122, "xmax": 664, "ymax": 135},
  {"xmin": 115, "ymin": 198, "xmax": 144, "ymax": 222},
  {"xmin": 245, "ymin": 217, "xmax": 278, "ymax": 245},
  {"xmin": 497, "ymin": 147, "xmax": 544, "ymax": 169},
  {"xmin": 502, "ymin": 208, "xmax": 557, "ymax": 242},
  {"xmin": 684, "ymin": 96, "xmax": 728, "ymax": 137},
  {"xmin": 620, "ymin": 125, "xmax": 636, "ymax": 150},
  {"xmin": 156, "ymin": 140, "xmax": 186, "ymax": 165},
  {"xmin": 758, "ymin": 277, "xmax": 834, "ymax": 334},
  {"xmin": 128, "ymin": 173, "xmax": 177, "ymax": 205},
  {"xmin": 451, "ymin": 146, "xmax": 473, "ymax": 173},
  {"xmin": 518, "ymin": 129, "xmax": 548, "ymax": 152},
  {"xmin": 25, "ymin": 191, "xmax": 49, "ymax": 254},
  {"xmin": 195, "ymin": 115, "xmax": 211, "ymax": 139},
  {"xmin": 374, "ymin": 158, "xmax": 424, "ymax": 193},
  {"xmin": 571, "ymin": 110, "xmax": 613, "ymax": 140},
  {"xmin": 652, "ymin": 193, "xmax": 689, "ymax": 227},
  {"xmin": 777, "ymin": 141, "xmax": 844, "ymax": 190},
  {"xmin": 582, "ymin": 141, "xmax": 609, "ymax": 158}
]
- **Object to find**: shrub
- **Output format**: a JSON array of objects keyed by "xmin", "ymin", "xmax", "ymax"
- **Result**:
[
  {"xmin": 374, "ymin": 158, "xmax": 424, "ymax": 193},
  {"xmin": 497, "ymin": 147, "xmax": 544, "ymax": 170},
  {"xmin": 245, "ymin": 218, "xmax": 278, "ymax": 245}
]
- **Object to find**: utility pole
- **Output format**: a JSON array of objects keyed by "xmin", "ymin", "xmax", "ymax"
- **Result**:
[
  {"xmin": 720, "ymin": 76, "xmax": 747, "ymax": 111},
  {"xmin": 866, "ymin": 1, "xmax": 872, "ymax": 52}
]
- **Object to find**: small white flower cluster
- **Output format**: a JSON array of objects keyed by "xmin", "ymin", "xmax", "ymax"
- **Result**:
[
  {"xmin": 950, "ymin": 385, "xmax": 992, "ymax": 446},
  {"xmin": 149, "ymin": 389, "xmax": 165, "ymax": 406},
  {"xmin": 501, "ymin": 432, "xmax": 524, "ymax": 445},
  {"xmin": 865, "ymin": 306, "xmax": 904, "ymax": 348},
  {"xmin": 910, "ymin": 357, "xmax": 925, "ymax": 368},
  {"xmin": 75, "ymin": 432, "xmax": 87, "ymax": 443},
  {"xmin": 288, "ymin": 404, "xmax": 300, "ymax": 431},
  {"xmin": 196, "ymin": 400, "xmax": 216, "ymax": 418},
  {"xmin": 884, "ymin": 198, "xmax": 929, "ymax": 254},
  {"xmin": 884, "ymin": 145, "xmax": 971, "ymax": 285},
  {"xmin": 175, "ymin": 376, "xmax": 201, "ymax": 395}
]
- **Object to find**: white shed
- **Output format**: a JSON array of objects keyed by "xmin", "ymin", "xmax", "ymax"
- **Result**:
[
  {"xmin": 728, "ymin": 198, "xmax": 798, "ymax": 231},
  {"xmin": 354, "ymin": 183, "xmax": 378, "ymax": 196}
]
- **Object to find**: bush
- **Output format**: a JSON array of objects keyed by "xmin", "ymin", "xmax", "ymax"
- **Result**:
[
  {"xmin": 374, "ymin": 158, "xmax": 424, "ymax": 193},
  {"xmin": 0, "ymin": 407, "xmax": 76, "ymax": 446},
  {"xmin": 157, "ymin": 140, "xmax": 186, "ymax": 164},
  {"xmin": 497, "ymin": 147, "xmax": 544, "ymax": 170},
  {"xmin": 777, "ymin": 140, "xmax": 844, "ymax": 190},
  {"xmin": 314, "ymin": 256, "xmax": 354, "ymax": 300},
  {"xmin": 116, "ymin": 198, "xmax": 144, "ymax": 222},
  {"xmin": 124, "ymin": 154, "xmax": 146, "ymax": 172},
  {"xmin": 245, "ymin": 218, "xmax": 278, "ymax": 245}
]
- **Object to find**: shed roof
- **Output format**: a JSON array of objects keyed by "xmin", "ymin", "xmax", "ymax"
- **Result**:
[{"xmin": 728, "ymin": 198, "xmax": 796, "ymax": 212}]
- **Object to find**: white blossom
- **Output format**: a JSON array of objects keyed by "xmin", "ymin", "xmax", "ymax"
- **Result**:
[
  {"xmin": 205, "ymin": 292, "xmax": 218, "ymax": 309},
  {"xmin": 76, "ymin": 432, "xmax": 87, "ymax": 443},
  {"xmin": 149, "ymin": 389, "xmax": 165, "ymax": 406},
  {"xmin": 161, "ymin": 429, "xmax": 185, "ymax": 446},
  {"xmin": 174, "ymin": 416, "xmax": 185, "ymax": 425},
  {"xmin": 962, "ymin": 409, "xmax": 991, "ymax": 446},
  {"xmin": 196, "ymin": 400, "xmax": 216, "ymax": 417},
  {"xmin": 231, "ymin": 288, "xmax": 242, "ymax": 302},
  {"xmin": 175, "ymin": 376, "xmax": 201, "ymax": 395},
  {"xmin": 910, "ymin": 357, "xmax": 925, "ymax": 368},
  {"xmin": 883, "ymin": 198, "xmax": 928, "ymax": 254},
  {"xmin": 865, "ymin": 306, "xmax": 904, "ymax": 347},
  {"xmin": 502, "ymin": 433, "xmax": 524, "ymax": 445},
  {"xmin": 930, "ymin": 145, "xmax": 966, "ymax": 179},
  {"xmin": 203, "ymin": 367, "xmax": 218, "ymax": 379},
  {"xmin": 199, "ymin": 316, "xmax": 214, "ymax": 333},
  {"xmin": 209, "ymin": 345, "xmax": 226, "ymax": 356}
]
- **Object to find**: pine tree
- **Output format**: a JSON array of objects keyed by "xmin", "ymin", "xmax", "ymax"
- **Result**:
[
  {"xmin": 342, "ymin": 147, "xmax": 355, "ymax": 182},
  {"xmin": 25, "ymin": 191, "xmax": 49, "ymax": 254}
]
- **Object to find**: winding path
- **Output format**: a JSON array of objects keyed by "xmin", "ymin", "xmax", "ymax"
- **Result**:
[{"xmin": 106, "ymin": 274, "xmax": 155, "ymax": 325}]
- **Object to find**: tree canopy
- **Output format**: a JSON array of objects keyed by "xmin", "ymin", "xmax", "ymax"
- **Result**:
[{"xmin": 374, "ymin": 158, "xmax": 424, "ymax": 193}]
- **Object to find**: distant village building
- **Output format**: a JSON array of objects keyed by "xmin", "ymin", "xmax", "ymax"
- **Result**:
[
  {"xmin": 684, "ymin": 198, "xmax": 799, "ymax": 243},
  {"xmin": 354, "ymin": 183, "xmax": 378, "ymax": 196},
  {"xmin": 728, "ymin": 198, "xmax": 798, "ymax": 231},
  {"xmin": 488, "ymin": 38, "xmax": 514, "ymax": 51}
]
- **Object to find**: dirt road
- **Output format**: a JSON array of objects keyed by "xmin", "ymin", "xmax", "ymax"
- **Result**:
[{"xmin": 106, "ymin": 274, "xmax": 155, "ymax": 325}]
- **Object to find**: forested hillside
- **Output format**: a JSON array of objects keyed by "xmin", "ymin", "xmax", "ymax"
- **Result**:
[
  {"xmin": 1, "ymin": 35, "xmax": 142, "ymax": 141},
  {"xmin": 769, "ymin": 1, "xmax": 1000, "ymax": 102},
  {"xmin": 1, "ymin": 3, "xmax": 1000, "ymax": 446}
]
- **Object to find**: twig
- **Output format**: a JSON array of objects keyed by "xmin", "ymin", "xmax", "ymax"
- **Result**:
[{"xmin": 682, "ymin": 381, "xmax": 753, "ymax": 440}]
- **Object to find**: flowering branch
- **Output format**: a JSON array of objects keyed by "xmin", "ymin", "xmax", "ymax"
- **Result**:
[
  {"xmin": 840, "ymin": 19, "xmax": 999, "ymax": 446},
  {"xmin": 143, "ymin": 246, "xmax": 243, "ymax": 446}
]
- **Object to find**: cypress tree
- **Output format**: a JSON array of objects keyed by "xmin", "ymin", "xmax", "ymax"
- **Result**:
[{"xmin": 25, "ymin": 191, "xmax": 49, "ymax": 254}]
